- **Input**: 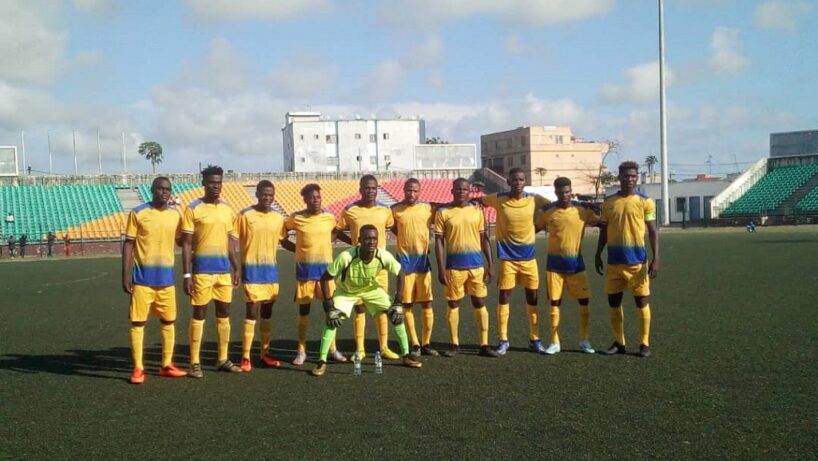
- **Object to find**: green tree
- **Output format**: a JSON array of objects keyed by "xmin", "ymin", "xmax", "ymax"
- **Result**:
[
  {"xmin": 645, "ymin": 155, "xmax": 659, "ymax": 183},
  {"xmin": 138, "ymin": 141, "xmax": 163, "ymax": 174},
  {"xmin": 425, "ymin": 137, "xmax": 449, "ymax": 144},
  {"xmin": 534, "ymin": 167, "xmax": 548, "ymax": 185}
]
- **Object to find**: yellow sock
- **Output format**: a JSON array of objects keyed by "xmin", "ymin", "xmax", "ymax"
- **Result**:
[
  {"xmin": 474, "ymin": 306, "xmax": 489, "ymax": 346},
  {"xmin": 446, "ymin": 307, "xmax": 459, "ymax": 345},
  {"xmin": 404, "ymin": 307, "xmax": 420, "ymax": 347},
  {"xmin": 610, "ymin": 306, "xmax": 625, "ymax": 345},
  {"xmin": 639, "ymin": 304, "xmax": 651, "ymax": 346},
  {"xmin": 549, "ymin": 306, "xmax": 560, "ymax": 344},
  {"xmin": 579, "ymin": 304, "xmax": 590, "ymax": 341},
  {"xmin": 354, "ymin": 310, "xmax": 366, "ymax": 353},
  {"xmin": 259, "ymin": 318, "xmax": 272, "ymax": 357},
  {"xmin": 377, "ymin": 312, "xmax": 390, "ymax": 351},
  {"xmin": 130, "ymin": 325, "xmax": 144, "ymax": 370},
  {"xmin": 242, "ymin": 319, "xmax": 256, "ymax": 360},
  {"xmin": 216, "ymin": 317, "xmax": 230, "ymax": 362},
  {"xmin": 189, "ymin": 319, "xmax": 204, "ymax": 365},
  {"xmin": 296, "ymin": 315, "xmax": 308, "ymax": 352},
  {"xmin": 160, "ymin": 323, "xmax": 174, "ymax": 367},
  {"xmin": 526, "ymin": 304, "xmax": 539, "ymax": 340},
  {"xmin": 422, "ymin": 307, "xmax": 434, "ymax": 346},
  {"xmin": 497, "ymin": 304, "xmax": 510, "ymax": 341}
]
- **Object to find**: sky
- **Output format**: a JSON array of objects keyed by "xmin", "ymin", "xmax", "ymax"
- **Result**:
[{"xmin": 1, "ymin": 0, "xmax": 816, "ymax": 178}]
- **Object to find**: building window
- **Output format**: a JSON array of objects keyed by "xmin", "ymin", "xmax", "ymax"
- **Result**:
[
  {"xmin": 355, "ymin": 133, "xmax": 361, "ymax": 140},
  {"xmin": 482, "ymin": 142, "xmax": 488, "ymax": 152},
  {"xmin": 521, "ymin": 136, "xmax": 527, "ymax": 146},
  {"xmin": 326, "ymin": 134, "xmax": 337, "ymax": 144},
  {"xmin": 520, "ymin": 155, "xmax": 526, "ymax": 165},
  {"xmin": 327, "ymin": 157, "xmax": 339, "ymax": 166},
  {"xmin": 299, "ymin": 134, "xmax": 304, "ymax": 141},
  {"xmin": 314, "ymin": 134, "xmax": 319, "ymax": 140},
  {"xmin": 494, "ymin": 141, "xmax": 499, "ymax": 150},
  {"xmin": 370, "ymin": 156, "xmax": 377, "ymax": 164},
  {"xmin": 555, "ymin": 135, "xmax": 564, "ymax": 144},
  {"xmin": 300, "ymin": 157, "xmax": 305, "ymax": 163},
  {"xmin": 508, "ymin": 157, "xmax": 514, "ymax": 167},
  {"xmin": 369, "ymin": 134, "xmax": 376, "ymax": 142},
  {"xmin": 383, "ymin": 133, "xmax": 390, "ymax": 140},
  {"xmin": 506, "ymin": 139, "xmax": 512, "ymax": 148},
  {"xmin": 384, "ymin": 155, "xmax": 391, "ymax": 161}
]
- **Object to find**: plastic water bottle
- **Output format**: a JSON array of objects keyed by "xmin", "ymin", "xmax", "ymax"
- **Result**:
[
  {"xmin": 374, "ymin": 351, "xmax": 383, "ymax": 375},
  {"xmin": 353, "ymin": 352, "xmax": 362, "ymax": 376}
]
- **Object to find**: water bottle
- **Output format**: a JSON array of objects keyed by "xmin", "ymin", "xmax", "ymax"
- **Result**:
[
  {"xmin": 353, "ymin": 352, "xmax": 362, "ymax": 376},
  {"xmin": 374, "ymin": 351, "xmax": 383, "ymax": 375}
]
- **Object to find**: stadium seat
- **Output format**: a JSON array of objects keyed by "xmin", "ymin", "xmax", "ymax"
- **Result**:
[{"xmin": 722, "ymin": 164, "xmax": 818, "ymax": 217}]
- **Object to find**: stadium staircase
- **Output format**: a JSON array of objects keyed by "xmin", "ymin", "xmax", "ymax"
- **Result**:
[
  {"xmin": 777, "ymin": 172, "xmax": 818, "ymax": 215},
  {"xmin": 242, "ymin": 185, "xmax": 289, "ymax": 216},
  {"xmin": 721, "ymin": 164, "xmax": 818, "ymax": 217},
  {"xmin": 796, "ymin": 185, "xmax": 818, "ymax": 213},
  {"xmin": 376, "ymin": 187, "xmax": 398, "ymax": 206},
  {"xmin": 116, "ymin": 187, "xmax": 143, "ymax": 212}
]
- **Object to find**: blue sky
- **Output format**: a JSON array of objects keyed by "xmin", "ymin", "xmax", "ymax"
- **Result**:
[{"xmin": 1, "ymin": 0, "xmax": 816, "ymax": 177}]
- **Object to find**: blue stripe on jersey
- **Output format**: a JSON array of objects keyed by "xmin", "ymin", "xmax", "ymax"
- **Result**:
[
  {"xmin": 399, "ymin": 254, "xmax": 431, "ymax": 273},
  {"xmin": 446, "ymin": 252, "xmax": 483, "ymax": 270},
  {"xmin": 296, "ymin": 262, "xmax": 329, "ymax": 281},
  {"xmin": 133, "ymin": 265, "xmax": 175, "ymax": 287},
  {"xmin": 607, "ymin": 246, "xmax": 647, "ymax": 265},
  {"xmin": 497, "ymin": 241, "xmax": 536, "ymax": 261},
  {"xmin": 193, "ymin": 255, "xmax": 230, "ymax": 273},
  {"xmin": 546, "ymin": 254, "xmax": 586, "ymax": 274},
  {"xmin": 132, "ymin": 202, "xmax": 152, "ymax": 213},
  {"xmin": 242, "ymin": 264, "xmax": 279, "ymax": 283}
]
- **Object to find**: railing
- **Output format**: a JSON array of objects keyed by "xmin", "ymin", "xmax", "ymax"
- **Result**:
[{"xmin": 710, "ymin": 157, "xmax": 768, "ymax": 217}]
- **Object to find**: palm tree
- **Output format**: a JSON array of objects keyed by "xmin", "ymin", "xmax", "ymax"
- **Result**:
[
  {"xmin": 645, "ymin": 155, "xmax": 659, "ymax": 183},
  {"xmin": 534, "ymin": 167, "xmax": 547, "ymax": 185},
  {"xmin": 138, "ymin": 141, "xmax": 164, "ymax": 173}
]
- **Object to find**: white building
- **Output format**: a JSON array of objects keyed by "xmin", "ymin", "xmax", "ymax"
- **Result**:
[
  {"xmin": 607, "ymin": 178, "xmax": 731, "ymax": 223},
  {"xmin": 282, "ymin": 112, "xmax": 427, "ymax": 173}
]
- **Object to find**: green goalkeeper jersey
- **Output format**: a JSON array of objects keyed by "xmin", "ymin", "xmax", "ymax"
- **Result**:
[{"xmin": 326, "ymin": 247, "xmax": 401, "ymax": 294}]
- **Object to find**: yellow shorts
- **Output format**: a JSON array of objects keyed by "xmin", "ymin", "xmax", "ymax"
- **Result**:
[
  {"xmin": 295, "ymin": 279, "xmax": 335, "ymax": 305},
  {"xmin": 497, "ymin": 259, "xmax": 539, "ymax": 290},
  {"xmin": 130, "ymin": 285, "xmax": 176, "ymax": 322},
  {"xmin": 333, "ymin": 287, "xmax": 392, "ymax": 318},
  {"xmin": 445, "ymin": 268, "xmax": 487, "ymax": 301},
  {"xmin": 244, "ymin": 283, "xmax": 280, "ymax": 303},
  {"xmin": 401, "ymin": 271, "xmax": 433, "ymax": 304},
  {"xmin": 191, "ymin": 273, "xmax": 234, "ymax": 306},
  {"xmin": 606, "ymin": 264, "xmax": 650, "ymax": 297},
  {"xmin": 546, "ymin": 271, "xmax": 590, "ymax": 301}
]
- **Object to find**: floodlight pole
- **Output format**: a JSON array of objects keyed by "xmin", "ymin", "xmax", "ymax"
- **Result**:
[
  {"xmin": 47, "ymin": 130, "xmax": 53, "ymax": 175},
  {"xmin": 659, "ymin": 0, "xmax": 670, "ymax": 226},
  {"xmin": 20, "ymin": 130, "xmax": 26, "ymax": 175},
  {"xmin": 72, "ymin": 129, "xmax": 78, "ymax": 175},
  {"xmin": 97, "ymin": 129, "xmax": 102, "ymax": 174}
]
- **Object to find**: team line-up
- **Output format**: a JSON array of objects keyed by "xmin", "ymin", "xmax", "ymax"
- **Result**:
[{"xmin": 122, "ymin": 162, "xmax": 659, "ymax": 382}]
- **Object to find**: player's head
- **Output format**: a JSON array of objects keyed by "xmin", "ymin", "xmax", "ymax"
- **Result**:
[
  {"xmin": 403, "ymin": 178, "xmax": 420, "ymax": 204},
  {"xmin": 359, "ymin": 174, "xmax": 378, "ymax": 203},
  {"xmin": 451, "ymin": 178, "xmax": 471, "ymax": 205},
  {"xmin": 358, "ymin": 224, "xmax": 379, "ymax": 254},
  {"xmin": 618, "ymin": 161, "xmax": 639, "ymax": 194},
  {"xmin": 301, "ymin": 183, "xmax": 321, "ymax": 213},
  {"xmin": 507, "ymin": 167, "xmax": 526, "ymax": 195},
  {"xmin": 553, "ymin": 176, "xmax": 572, "ymax": 206},
  {"xmin": 256, "ymin": 180, "xmax": 275, "ymax": 210},
  {"xmin": 150, "ymin": 176, "xmax": 172, "ymax": 206},
  {"xmin": 201, "ymin": 165, "xmax": 224, "ymax": 200}
]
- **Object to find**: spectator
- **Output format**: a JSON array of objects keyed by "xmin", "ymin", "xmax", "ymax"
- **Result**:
[
  {"xmin": 5, "ymin": 212, "xmax": 14, "ymax": 225},
  {"xmin": 63, "ymin": 234, "xmax": 72, "ymax": 256},
  {"xmin": 7, "ymin": 234, "xmax": 16, "ymax": 258},
  {"xmin": 46, "ymin": 232, "xmax": 56, "ymax": 257},
  {"xmin": 18, "ymin": 234, "xmax": 27, "ymax": 258}
]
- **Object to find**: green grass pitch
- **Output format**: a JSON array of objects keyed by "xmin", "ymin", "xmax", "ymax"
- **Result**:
[{"xmin": 1, "ymin": 227, "xmax": 817, "ymax": 459}]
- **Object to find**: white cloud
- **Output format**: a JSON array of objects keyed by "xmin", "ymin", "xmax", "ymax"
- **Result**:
[
  {"xmin": 600, "ymin": 61, "xmax": 672, "ymax": 103},
  {"xmin": 754, "ymin": 1, "xmax": 813, "ymax": 31},
  {"xmin": 0, "ymin": 1, "xmax": 66, "ymax": 86},
  {"xmin": 72, "ymin": 0, "xmax": 118, "ymax": 16},
  {"xmin": 405, "ymin": 34, "xmax": 444, "ymax": 69},
  {"xmin": 504, "ymin": 34, "xmax": 526, "ymax": 56},
  {"xmin": 184, "ymin": 0, "xmax": 332, "ymax": 20},
  {"xmin": 177, "ymin": 38, "xmax": 247, "ymax": 95},
  {"xmin": 708, "ymin": 27, "xmax": 750, "ymax": 75},
  {"xmin": 355, "ymin": 59, "xmax": 405, "ymax": 102},
  {"xmin": 268, "ymin": 53, "xmax": 338, "ymax": 99},
  {"xmin": 378, "ymin": 0, "xmax": 613, "ymax": 26}
]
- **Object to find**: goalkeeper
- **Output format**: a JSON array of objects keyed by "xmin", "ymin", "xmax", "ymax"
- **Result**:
[{"xmin": 311, "ymin": 224, "xmax": 423, "ymax": 377}]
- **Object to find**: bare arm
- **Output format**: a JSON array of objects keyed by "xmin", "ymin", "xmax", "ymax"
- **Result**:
[
  {"xmin": 280, "ymin": 235, "xmax": 296, "ymax": 252},
  {"xmin": 594, "ymin": 224, "xmax": 608, "ymax": 275},
  {"xmin": 434, "ymin": 234, "xmax": 449, "ymax": 286},
  {"xmin": 335, "ymin": 229, "xmax": 353, "ymax": 245},
  {"xmin": 182, "ymin": 233, "xmax": 193, "ymax": 295},
  {"xmin": 393, "ymin": 269, "xmax": 405, "ymax": 304},
  {"xmin": 121, "ymin": 239, "xmax": 134, "ymax": 294},
  {"xmin": 229, "ymin": 236, "xmax": 240, "ymax": 287},
  {"xmin": 319, "ymin": 270, "xmax": 335, "ymax": 303},
  {"xmin": 480, "ymin": 231, "xmax": 493, "ymax": 284},
  {"xmin": 646, "ymin": 220, "xmax": 660, "ymax": 278}
]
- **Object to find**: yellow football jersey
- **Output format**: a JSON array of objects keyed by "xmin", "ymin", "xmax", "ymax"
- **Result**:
[
  {"xmin": 336, "ymin": 202, "xmax": 394, "ymax": 248},
  {"xmin": 433, "ymin": 204, "xmax": 485, "ymax": 270},
  {"xmin": 182, "ymin": 198, "xmax": 237, "ymax": 274},
  {"xmin": 285, "ymin": 209, "xmax": 336, "ymax": 280},
  {"xmin": 235, "ymin": 206, "xmax": 287, "ymax": 283},
  {"xmin": 125, "ymin": 202, "xmax": 182, "ymax": 287},
  {"xmin": 537, "ymin": 202, "xmax": 599, "ymax": 273},
  {"xmin": 483, "ymin": 192, "xmax": 549, "ymax": 261},
  {"xmin": 601, "ymin": 192, "xmax": 656, "ymax": 265},
  {"xmin": 392, "ymin": 201, "xmax": 433, "ymax": 273}
]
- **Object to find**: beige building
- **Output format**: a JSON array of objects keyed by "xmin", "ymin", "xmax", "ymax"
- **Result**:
[{"xmin": 481, "ymin": 126, "xmax": 609, "ymax": 195}]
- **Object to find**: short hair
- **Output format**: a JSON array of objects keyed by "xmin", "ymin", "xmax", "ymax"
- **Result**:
[
  {"xmin": 359, "ymin": 224, "xmax": 378, "ymax": 236},
  {"xmin": 618, "ymin": 161, "xmax": 640, "ymax": 174},
  {"xmin": 256, "ymin": 180, "xmax": 274, "ymax": 193},
  {"xmin": 300, "ymin": 183, "xmax": 320, "ymax": 197},
  {"xmin": 360, "ymin": 174, "xmax": 377, "ymax": 187},
  {"xmin": 151, "ymin": 176, "xmax": 170, "ymax": 189},
  {"xmin": 201, "ymin": 165, "xmax": 223, "ymax": 180},
  {"xmin": 553, "ymin": 177, "xmax": 572, "ymax": 188},
  {"xmin": 453, "ymin": 177, "xmax": 470, "ymax": 188},
  {"xmin": 508, "ymin": 167, "xmax": 525, "ymax": 178},
  {"xmin": 404, "ymin": 178, "xmax": 420, "ymax": 187}
]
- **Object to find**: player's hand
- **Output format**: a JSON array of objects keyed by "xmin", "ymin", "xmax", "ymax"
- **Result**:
[
  {"xmin": 648, "ymin": 258, "xmax": 660, "ymax": 279},
  {"xmin": 184, "ymin": 277, "xmax": 193, "ymax": 296},
  {"xmin": 387, "ymin": 303, "xmax": 404, "ymax": 325},
  {"xmin": 438, "ymin": 270, "xmax": 449, "ymax": 286},
  {"xmin": 122, "ymin": 276, "xmax": 133, "ymax": 295},
  {"xmin": 595, "ymin": 254, "xmax": 604, "ymax": 275},
  {"xmin": 483, "ymin": 266, "xmax": 493, "ymax": 284},
  {"xmin": 232, "ymin": 268, "xmax": 240, "ymax": 287},
  {"xmin": 326, "ymin": 308, "xmax": 344, "ymax": 329}
]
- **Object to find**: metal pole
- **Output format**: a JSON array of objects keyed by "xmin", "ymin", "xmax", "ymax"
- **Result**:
[
  {"xmin": 121, "ymin": 131, "xmax": 127, "ymax": 173},
  {"xmin": 72, "ymin": 130, "xmax": 78, "ymax": 175},
  {"xmin": 47, "ymin": 130, "xmax": 53, "ymax": 175},
  {"xmin": 20, "ymin": 130, "xmax": 26, "ymax": 175},
  {"xmin": 97, "ymin": 129, "xmax": 102, "ymax": 174},
  {"xmin": 658, "ymin": 0, "xmax": 670, "ymax": 226}
]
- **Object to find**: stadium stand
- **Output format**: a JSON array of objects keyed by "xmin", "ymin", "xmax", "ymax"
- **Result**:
[
  {"xmin": 796, "ymin": 186, "xmax": 818, "ymax": 213},
  {"xmin": 721, "ymin": 164, "xmax": 818, "ymax": 216}
]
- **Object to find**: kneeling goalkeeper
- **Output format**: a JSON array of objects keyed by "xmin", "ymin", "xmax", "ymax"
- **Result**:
[{"xmin": 311, "ymin": 224, "xmax": 423, "ymax": 376}]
